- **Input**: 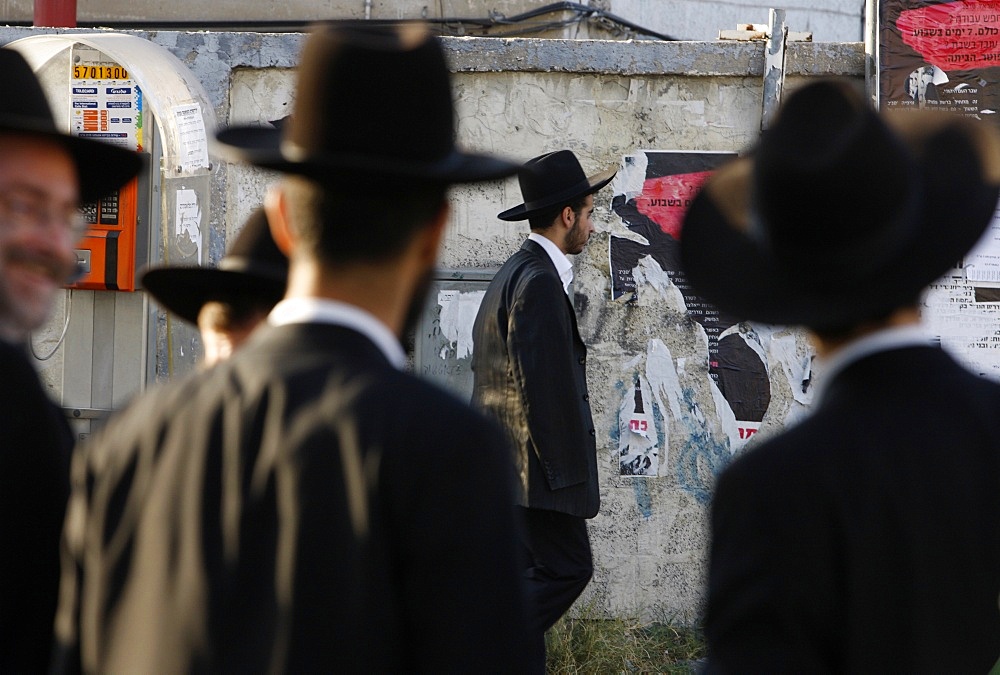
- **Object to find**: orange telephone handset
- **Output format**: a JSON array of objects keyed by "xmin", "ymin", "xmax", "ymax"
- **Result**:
[{"xmin": 70, "ymin": 174, "xmax": 139, "ymax": 291}]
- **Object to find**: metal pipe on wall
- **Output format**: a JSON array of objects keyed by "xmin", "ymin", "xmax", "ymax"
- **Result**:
[{"xmin": 34, "ymin": 0, "xmax": 77, "ymax": 27}]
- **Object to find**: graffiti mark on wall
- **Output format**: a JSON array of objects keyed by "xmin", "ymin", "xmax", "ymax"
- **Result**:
[{"xmin": 676, "ymin": 386, "xmax": 731, "ymax": 505}]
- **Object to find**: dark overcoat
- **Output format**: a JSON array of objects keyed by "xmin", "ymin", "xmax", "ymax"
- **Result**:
[
  {"xmin": 53, "ymin": 322, "xmax": 530, "ymax": 673},
  {"xmin": 706, "ymin": 345, "xmax": 1000, "ymax": 672},
  {"xmin": 471, "ymin": 239, "xmax": 599, "ymax": 518},
  {"xmin": 0, "ymin": 339, "xmax": 73, "ymax": 673}
]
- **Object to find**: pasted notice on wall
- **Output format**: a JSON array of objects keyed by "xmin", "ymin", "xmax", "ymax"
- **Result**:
[
  {"xmin": 173, "ymin": 103, "xmax": 210, "ymax": 174},
  {"xmin": 924, "ymin": 275, "xmax": 1000, "ymax": 378},
  {"xmin": 609, "ymin": 150, "xmax": 771, "ymax": 451},
  {"xmin": 878, "ymin": 0, "xmax": 1000, "ymax": 119},
  {"xmin": 174, "ymin": 188, "xmax": 202, "ymax": 262},
  {"xmin": 962, "ymin": 202, "xmax": 1000, "ymax": 283},
  {"xmin": 414, "ymin": 273, "xmax": 494, "ymax": 402},
  {"xmin": 618, "ymin": 374, "xmax": 661, "ymax": 477},
  {"xmin": 436, "ymin": 289, "xmax": 485, "ymax": 360}
]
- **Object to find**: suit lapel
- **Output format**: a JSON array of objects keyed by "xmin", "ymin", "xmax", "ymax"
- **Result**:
[{"xmin": 521, "ymin": 239, "xmax": 584, "ymax": 346}]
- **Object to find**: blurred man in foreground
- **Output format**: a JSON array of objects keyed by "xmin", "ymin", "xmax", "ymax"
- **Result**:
[
  {"xmin": 54, "ymin": 24, "xmax": 530, "ymax": 672},
  {"xmin": 682, "ymin": 79, "xmax": 1000, "ymax": 670},
  {"xmin": 0, "ymin": 48, "xmax": 141, "ymax": 672}
]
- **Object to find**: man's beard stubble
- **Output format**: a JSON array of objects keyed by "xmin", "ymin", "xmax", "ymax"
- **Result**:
[{"xmin": 400, "ymin": 266, "xmax": 434, "ymax": 357}]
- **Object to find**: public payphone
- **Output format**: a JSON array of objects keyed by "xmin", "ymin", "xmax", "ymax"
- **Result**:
[
  {"xmin": 7, "ymin": 31, "xmax": 216, "ymax": 440},
  {"xmin": 71, "ymin": 173, "xmax": 143, "ymax": 291},
  {"xmin": 66, "ymin": 46, "xmax": 148, "ymax": 292}
]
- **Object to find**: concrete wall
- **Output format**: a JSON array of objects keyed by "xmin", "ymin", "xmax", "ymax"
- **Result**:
[
  {"xmin": 0, "ymin": 24, "xmax": 864, "ymax": 623},
  {"xmin": 3, "ymin": 0, "xmax": 864, "ymax": 41}
]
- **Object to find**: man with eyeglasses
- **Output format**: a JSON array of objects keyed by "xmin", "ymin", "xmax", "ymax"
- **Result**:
[{"xmin": 0, "ymin": 48, "xmax": 141, "ymax": 672}]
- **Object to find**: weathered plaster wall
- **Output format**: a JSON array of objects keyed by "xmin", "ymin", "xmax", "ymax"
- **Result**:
[
  {"xmin": 0, "ymin": 25, "xmax": 864, "ymax": 622},
  {"xmin": 0, "ymin": 0, "xmax": 863, "ymax": 42}
]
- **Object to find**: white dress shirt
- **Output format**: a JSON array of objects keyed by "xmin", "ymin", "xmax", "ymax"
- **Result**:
[
  {"xmin": 528, "ymin": 232, "xmax": 574, "ymax": 296},
  {"xmin": 268, "ymin": 296, "xmax": 407, "ymax": 370}
]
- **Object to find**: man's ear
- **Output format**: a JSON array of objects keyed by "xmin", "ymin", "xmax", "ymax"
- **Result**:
[
  {"xmin": 560, "ymin": 204, "xmax": 576, "ymax": 230},
  {"xmin": 264, "ymin": 183, "xmax": 295, "ymax": 256},
  {"xmin": 417, "ymin": 201, "xmax": 450, "ymax": 266}
]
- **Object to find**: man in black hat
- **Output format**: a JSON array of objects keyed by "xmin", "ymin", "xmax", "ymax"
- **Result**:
[
  {"xmin": 681, "ymin": 79, "xmax": 1000, "ymax": 669},
  {"xmin": 141, "ymin": 207, "xmax": 287, "ymax": 367},
  {"xmin": 0, "ymin": 48, "xmax": 141, "ymax": 673},
  {"xmin": 53, "ymin": 24, "xmax": 530, "ymax": 673},
  {"xmin": 471, "ymin": 149, "xmax": 616, "ymax": 663}
]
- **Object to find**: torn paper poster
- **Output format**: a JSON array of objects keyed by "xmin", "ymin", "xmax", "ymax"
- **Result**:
[
  {"xmin": 618, "ymin": 377, "xmax": 659, "ymax": 476},
  {"xmin": 877, "ymin": 0, "xmax": 1000, "ymax": 119},
  {"xmin": 436, "ymin": 289, "xmax": 485, "ymax": 360},
  {"xmin": 174, "ymin": 188, "xmax": 203, "ymax": 262},
  {"xmin": 608, "ymin": 150, "xmax": 773, "ymax": 434}
]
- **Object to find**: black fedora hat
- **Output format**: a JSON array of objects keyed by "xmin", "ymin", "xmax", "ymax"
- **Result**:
[
  {"xmin": 141, "ymin": 208, "xmax": 288, "ymax": 325},
  {"xmin": 680, "ymin": 79, "xmax": 1000, "ymax": 331},
  {"xmin": 0, "ymin": 48, "xmax": 142, "ymax": 202},
  {"xmin": 498, "ymin": 150, "xmax": 618, "ymax": 221},
  {"xmin": 214, "ymin": 23, "xmax": 518, "ymax": 184}
]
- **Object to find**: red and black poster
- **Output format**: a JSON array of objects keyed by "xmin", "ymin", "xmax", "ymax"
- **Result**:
[
  {"xmin": 877, "ymin": 0, "xmax": 1000, "ymax": 118},
  {"xmin": 610, "ymin": 151, "xmax": 772, "ymax": 441}
]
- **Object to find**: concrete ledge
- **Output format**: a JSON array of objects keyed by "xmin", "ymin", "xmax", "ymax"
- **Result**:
[
  {"xmin": 0, "ymin": 26, "xmax": 864, "ymax": 78},
  {"xmin": 443, "ymin": 37, "xmax": 864, "ymax": 77}
]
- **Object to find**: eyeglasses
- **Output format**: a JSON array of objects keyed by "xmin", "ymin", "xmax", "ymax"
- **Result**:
[{"xmin": 0, "ymin": 187, "xmax": 86, "ymax": 241}]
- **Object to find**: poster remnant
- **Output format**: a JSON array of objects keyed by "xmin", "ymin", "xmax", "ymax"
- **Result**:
[
  {"xmin": 876, "ymin": 1, "xmax": 1000, "ymax": 379},
  {"xmin": 175, "ymin": 188, "xmax": 203, "ymax": 262},
  {"xmin": 619, "ymin": 378, "xmax": 659, "ymax": 476},
  {"xmin": 609, "ymin": 151, "xmax": 771, "ymax": 466},
  {"xmin": 877, "ymin": 0, "xmax": 1000, "ymax": 117},
  {"xmin": 436, "ymin": 289, "xmax": 485, "ymax": 361},
  {"xmin": 173, "ymin": 103, "xmax": 211, "ymax": 174}
]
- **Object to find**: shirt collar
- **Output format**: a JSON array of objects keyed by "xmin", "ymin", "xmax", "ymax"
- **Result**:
[
  {"xmin": 813, "ymin": 323, "xmax": 933, "ymax": 403},
  {"xmin": 528, "ymin": 232, "xmax": 574, "ymax": 295},
  {"xmin": 267, "ymin": 297, "xmax": 407, "ymax": 370}
]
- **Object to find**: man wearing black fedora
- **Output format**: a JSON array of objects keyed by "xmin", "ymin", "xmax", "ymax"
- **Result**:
[
  {"xmin": 681, "ymin": 79, "xmax": 1000, "ymax": 669},
  {"xmin": 141, "ymin": 207, "xmax": 287, "ymax": 367},
  {"xmin": 0, "ymin": 48, "xmax": 141, "ymax": 673},
  {"xmin": 471, "ymin": 149, "xmax": 616, "ymax": 663},
  {"xmin": 53, "ymin": 24, "xmax": 530, "ymax": 672}
]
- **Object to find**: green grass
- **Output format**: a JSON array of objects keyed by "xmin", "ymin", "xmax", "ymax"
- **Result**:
[{"xmin": 545, "ymin": 610, "xmax": 706, "ymax": 674}]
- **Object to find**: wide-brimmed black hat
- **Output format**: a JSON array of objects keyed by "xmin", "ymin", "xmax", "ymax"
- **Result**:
[
  {"xmin": 498, "ymin": 150, "xmax": 618, "ymax": 221},
  {"xmin": 680, "ymin": 79, "xmax": 1000, "ymax": 331},
  {"xmin": 0, "ymin": 48, "xmax": 142, "ymax": 202},
  {"xmin": 214, "ymin": 23, "xmax": 518, "ymax": 184},
  {"xmin": 141, "ymin": 208, "xmax": 288, "ymax": 325}
]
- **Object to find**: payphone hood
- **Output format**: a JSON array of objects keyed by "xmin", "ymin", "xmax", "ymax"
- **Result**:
[{"xmin": 0, "ymin": 48, "xmax": 142, "ymax": 202}]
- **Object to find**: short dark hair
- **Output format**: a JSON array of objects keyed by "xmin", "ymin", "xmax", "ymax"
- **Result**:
[
  {"xmin": 198, "ymin": 297, "xmax": 275, "ymax": 333},
  {"xmin": 282, "ymin": 176, "xmax": 447, "ymax": 264},
  {"xmin": 528, "ymin": 195, "xmax": 589, "ymax": 232}
]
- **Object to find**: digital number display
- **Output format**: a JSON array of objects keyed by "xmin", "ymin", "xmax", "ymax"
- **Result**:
[{"xmin": 72, "ymin": 65, "xmax": 129, "ymax": 80}]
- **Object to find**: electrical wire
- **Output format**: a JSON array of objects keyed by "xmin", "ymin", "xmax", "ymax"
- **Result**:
[
  {"xmin": 54, "ymin": 2, "xmax": 677, "ymax": 41},
  {"xmin": 30, "ymin": 289, "xmax": 72, "ymax": 361}
]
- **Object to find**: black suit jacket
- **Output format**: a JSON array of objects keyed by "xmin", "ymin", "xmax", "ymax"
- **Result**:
[
  {"xmin": 54, "ymin": 322, "xmax": 530, "ymax": 673},
  {"xmin": 0, "ymin": 339, "xmax": 73, "ymax": 673},
  {"xmin": 471, "ymin": 239, "xmax": 598, "ymax": 518},
  {"xmin": 705, "ymin": 346, "xmax": 1000, "ymax": 672}
]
